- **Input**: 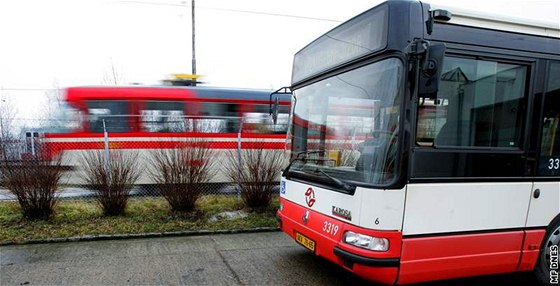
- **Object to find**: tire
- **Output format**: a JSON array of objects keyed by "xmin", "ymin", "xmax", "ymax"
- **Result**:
[{"xmin": 535, "ymin": 220, "xmax": 560, "ymax": 285}]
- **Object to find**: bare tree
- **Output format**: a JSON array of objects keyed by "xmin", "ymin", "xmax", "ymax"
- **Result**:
[
  {"xmin": 0, "ymin": 92, "xmax": 17, "ymax": 140},
  {"xmin": 148, "ymin": 140, "xmax": 216, "ymax": 212},
  {"xmin": 223, "ymin": 142, "xmax": 286, "ymax": 210},
  {"xmin": 0, "ymin": 145, "xmax": 63, "ymax": 220},
  {"xmin": 102, "ymin": 58, "xmax": 126, "ymax": 85},
  {"xmin": 0, "ymin": 93, "xmax": 19, "ymax": 161},
  {"xmin": 40, "ymin": 80, "xmax": 65, "ymax": 128},
  {"xmin": 79, "ymin": 150, "xmax": 141, "ymax": 216}
]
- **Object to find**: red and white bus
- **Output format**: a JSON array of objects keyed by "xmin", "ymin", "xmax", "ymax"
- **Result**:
[
  {"xmin": 40, "ymin": 86, "xmax": 291, "ymax": 184},
  {"xmin": 273, "ymin": 1, "xmax": 559, "ymax": 285}
]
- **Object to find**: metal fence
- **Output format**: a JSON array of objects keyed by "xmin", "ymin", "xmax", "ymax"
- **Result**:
[{"xmin": 0, "ymin": 116, "xmax": 289, "ymax": 202}]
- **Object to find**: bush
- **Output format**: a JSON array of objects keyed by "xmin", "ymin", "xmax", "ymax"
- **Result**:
[
  {"xmin": 224, "ymin": 143, "xmax": 286, "ymax": 210},
  {"xmin": 0, "ymin": 143, "xmax": 63, "ymax": 220},
  {"xmin": 148, "ymin": 141, "xmax": 216, "ymax": 212},
  {"xmin": 79, "ymin": 150, "xmax": 141, "ymax": 216}
]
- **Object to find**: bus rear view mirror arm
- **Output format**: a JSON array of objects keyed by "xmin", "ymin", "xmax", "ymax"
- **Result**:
[
  {"xmin": 269, "ymin": 87, "xmax": 292, "ymax": 125},
  {"xmin": 419, "ymin": 43, "xmax": 446, "ymax": 96}
]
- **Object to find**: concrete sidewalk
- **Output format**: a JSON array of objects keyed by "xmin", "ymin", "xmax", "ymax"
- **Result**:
[
  {"xmin": 0, "ymin": 232, "xmax": 539, "ymax": 286},
  {"xmin": 0, "ymin": 232, "xmax": 369, "ymax": 286}
]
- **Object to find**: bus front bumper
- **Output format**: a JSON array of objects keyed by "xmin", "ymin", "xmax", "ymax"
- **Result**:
[{"xmin": 277, "ymin": 198, "xmax": 401, "ymax": 285}]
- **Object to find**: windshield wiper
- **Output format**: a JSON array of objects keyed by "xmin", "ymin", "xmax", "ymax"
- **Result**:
[
  {"xmin": 315, "ymin": 168, "xmax": 355, "ymax": 194},
  {"xmin": 281, "ymin": 151, "xmax": 356, "ymax": 194},
  {"xmin": 282, "ymin": 150, "xmax": 328, "ymax": 177}
]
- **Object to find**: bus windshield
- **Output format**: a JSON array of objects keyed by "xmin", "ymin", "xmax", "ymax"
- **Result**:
[
  {"xmin": 288, "ymin": 58, "xmax": 402, "ymax": 186},
  {"xmin": 48, "ymin": 102, "xmax": 83, "ymax": 133}
]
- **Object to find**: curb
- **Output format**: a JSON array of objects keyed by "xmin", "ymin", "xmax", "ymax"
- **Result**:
[{"xmin": 0, "ymin": 227, "xmax": 280, "ymax": 246}]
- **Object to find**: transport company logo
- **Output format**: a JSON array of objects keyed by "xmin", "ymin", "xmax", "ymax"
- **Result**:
[
  {"xmin": 332, "ymin": 206, "xmax": 352, "ymax": 221},
  {"xmin": 305, "ymin": 187, "xmax": 316, "ymax": 207}
]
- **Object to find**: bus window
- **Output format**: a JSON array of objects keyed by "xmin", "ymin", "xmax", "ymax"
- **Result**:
[
  {"xmin": 422, "ymin": 57, "xmax": 527, "ymax": 148},
  {"xmin": 87, "ymin": 100, "xmax": 130, "ymax": 133},
  {"xmin": 539, "ymin": 62, "xmax": 560, "ymax": 176},
  {"xmin": 141, "ymin": 101, "xmax": 186, "ymax": 133},
  {"xmin": 50, "ymin": 102, "xmax": 84, "ymax": 133},
  {"xmin": 198, "ymin": 102, "xmax": 239, "ymax": 133},
  {"xmin": 243, "ymin": 104, "xmax": 289, "ymax": 134}
]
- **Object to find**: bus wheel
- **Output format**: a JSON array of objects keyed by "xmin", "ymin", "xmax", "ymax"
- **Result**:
[{"xmin": 535, "ymin": 221, "xmax": 560, "ymax": 285}]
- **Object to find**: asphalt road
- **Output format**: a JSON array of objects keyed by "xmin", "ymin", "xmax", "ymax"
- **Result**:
[{"xmin": 0, "ymin": 231, "xmax": 540, "ymax": 286}]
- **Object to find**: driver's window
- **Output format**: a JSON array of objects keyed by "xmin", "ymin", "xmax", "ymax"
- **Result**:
[
  {"xmin": 538, "ymin": 62, "xmax": 560, "ymax": 176},
  {"xmin": 416, "ymin": 56, "xmax": 527, "ymax": 148}
]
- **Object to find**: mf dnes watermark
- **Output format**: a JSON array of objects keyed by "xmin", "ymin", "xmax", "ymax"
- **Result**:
[{"xmin": 551, "ymin": 245, "xmax": 559, "ymax": 284}]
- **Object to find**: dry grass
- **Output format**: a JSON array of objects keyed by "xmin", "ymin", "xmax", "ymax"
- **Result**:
[{"xmin": 0, "ymin": 196, "xmax": 280, "ymax": 243}]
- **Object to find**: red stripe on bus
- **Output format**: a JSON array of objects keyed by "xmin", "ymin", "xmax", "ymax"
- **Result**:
[
  {"xmin": 399, "ymin": 231, "xmax": 524, "ymax": 284},
  {"xmin": 517, "ymin": 229, "xmax": 546, "ymax": 271},
  {"xmin": 66, "ymin": 87, "xmax": 197, "ymax": 102},
  {"xmin": 44, "ymin": 141, "xmax": 285, "ymax": 150},
  {"xmin": 44, "ymin": 132, "xmax": 286, "ymax": 139}
]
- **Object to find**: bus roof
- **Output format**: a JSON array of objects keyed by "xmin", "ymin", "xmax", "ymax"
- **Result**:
[
  {"xmin": 430, "ymin": 3, "xmax": 560, "ymax": 38},
  {"xmin": 65, "ymin": 86, "xmax": 290, "ymax": 103},
  {"xmin": 65, "ymin": 86, "xmax": 196, "ymax": 102}
]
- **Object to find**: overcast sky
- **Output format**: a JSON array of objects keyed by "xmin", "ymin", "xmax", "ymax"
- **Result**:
[{"xmin": 0, "ymin": 0, "xmax": 558, "ymax": 119}]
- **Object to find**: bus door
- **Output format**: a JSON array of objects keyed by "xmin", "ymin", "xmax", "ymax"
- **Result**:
[
  {"xmin": 401, "ymin": 55, "xmax": 534, "ymax": 281},
  {"xmin": 526, "ymin": 61, "xmax": 560, "ymax": 230}
]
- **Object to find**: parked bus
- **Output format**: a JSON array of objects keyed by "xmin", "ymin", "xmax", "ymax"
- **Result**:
[
  {"xmin": 272, "ymin": 1, "xmax": 560, "ymax": 284},
  {"xmin": 41, "ymin": 86, "xmax": 291, "ymax": 184}
]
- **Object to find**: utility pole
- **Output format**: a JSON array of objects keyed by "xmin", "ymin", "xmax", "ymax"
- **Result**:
[
  {"xmin": 119, "ymin": 0, "xmax": 199, "ymax": 86},
  {"xmin": 191, "ymin": 0, "xmax": 196, "ymax": 82}
]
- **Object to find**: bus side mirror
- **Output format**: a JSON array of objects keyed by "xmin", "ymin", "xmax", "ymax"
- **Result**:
[
  {"xmin": 269, "ymin": 86, "xmax": 292, "ymax": 125},
  {"xmin": 418, "ymin": 43, "xmax": 446, "ymax": 96}
]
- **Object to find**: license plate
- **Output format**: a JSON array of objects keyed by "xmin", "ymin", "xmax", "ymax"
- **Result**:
[{"xmin": 295, "ymin": 232, "xmax": 316, "ymax": 252}]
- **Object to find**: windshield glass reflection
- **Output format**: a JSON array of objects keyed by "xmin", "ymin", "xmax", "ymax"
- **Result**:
[{"xmin": 289, "ymin": 58, "xmax": 402, "ymax": 186}]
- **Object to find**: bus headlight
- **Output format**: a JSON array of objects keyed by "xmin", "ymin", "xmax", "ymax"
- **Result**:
[{"xmin": 343, "ymin": 231, "xmax": 389, "ymax": 251}]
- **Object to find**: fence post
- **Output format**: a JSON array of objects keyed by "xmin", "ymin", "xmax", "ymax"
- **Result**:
[
  {"xmin": 102, "ymin": 120, "xmax": 111, "ymax": 183},
  {"xmin": 236, "ymin": 120, "xmax": 243, "ymax": 200},
  {"xmin": 30, "ymin": 132, "xmax": 36, "ymax": 157}
]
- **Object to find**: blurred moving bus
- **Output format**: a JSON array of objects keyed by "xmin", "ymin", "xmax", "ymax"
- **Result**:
[{"xmin": 42, "ymin": 86, "xmax": 291, "ymax": 184}]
